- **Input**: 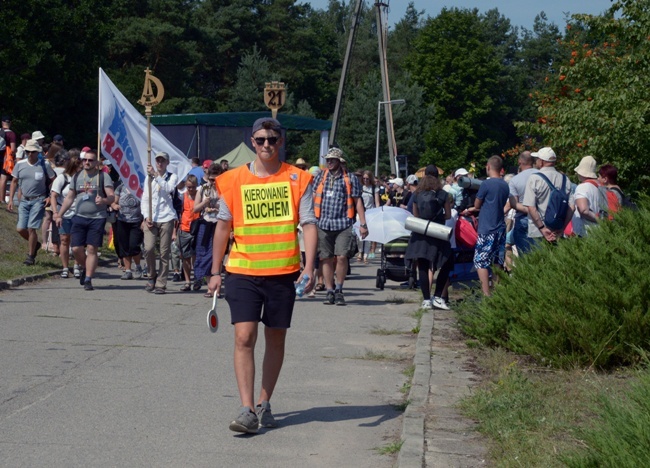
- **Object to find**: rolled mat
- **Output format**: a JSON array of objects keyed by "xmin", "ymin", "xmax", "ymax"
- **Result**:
[
  {"xmin": 405, "ymin": 216, "xmax": 452, "ymax": 241},
  {"xmin": 457, "ymin": 176, "xmax": 482, "ymax": 190}
]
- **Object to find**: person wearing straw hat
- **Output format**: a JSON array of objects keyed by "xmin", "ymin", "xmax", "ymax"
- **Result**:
[
  {"xmin": 572, "ymin": 155, "xmax": 602, "ymax": 237},
  {"xmin": 294, "ymin": 157, "xmax": 308, "ymax": 170}
]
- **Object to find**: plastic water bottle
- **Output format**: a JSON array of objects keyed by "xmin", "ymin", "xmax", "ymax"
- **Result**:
[{"xmin": 295, "ymin": 275, "xmax": 309, "ymax": 297}]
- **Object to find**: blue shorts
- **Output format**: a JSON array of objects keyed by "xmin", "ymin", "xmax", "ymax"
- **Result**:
[
  {"xmin": 474, "ymin": 230, "xmax": 506, "ymax": 270},
  {"xmin": 70, "ymin": 216, "xmax": 106, "ymax": 248},
  {"xmin": 58, "ymin": 217, "xmax": 73, "ymax": 236},
  {"xmin": 224, "ymin": 272, "xmax": 300, "ymax": 328},
  {"xmin": 17, "ymin": 197, "xmax": 46, "ymax": 230}
]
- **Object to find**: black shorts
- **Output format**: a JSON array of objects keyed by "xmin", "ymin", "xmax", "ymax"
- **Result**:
[
  {"xmin": 71, "ymin": 216, "xmax": 106, "ymax": 248},
  {"xmin": 115, "ymin": 219, "xmax": 144, "ymax": 257},
  {"xmin": 224, "ymin": 271, "xmax": 300, "ymax": 328}
]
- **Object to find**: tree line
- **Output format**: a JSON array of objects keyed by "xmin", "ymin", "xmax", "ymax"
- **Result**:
[{"xmin": 1, "ymin": 0, "xmax": 647, "ymax": 193}]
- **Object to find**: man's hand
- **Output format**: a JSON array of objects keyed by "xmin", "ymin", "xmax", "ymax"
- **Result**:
[
  {"xmin": 540, "ymin": 226, "xmax": 557, "ymax": 242},
  {"xmin": 359, "ymin": 225, "xmax": 369, "ymax": 240},
  {"xmin": 147, "ymin": 164, "xmax": 156, "ymax": 178},
  {"xmin": 144, "ymin": 218, "xmax": 154, "ymax": 229},
  {"xmin": 208, "ymin": 274, "xmax": 222, "ymax": 296},
  {"xmin": 7, "ymin": 201, "xmax": 14, "ymax": 212},
  {"xmin": 95, "ymin": 195, "xmax": 104, "ymax": 205}
]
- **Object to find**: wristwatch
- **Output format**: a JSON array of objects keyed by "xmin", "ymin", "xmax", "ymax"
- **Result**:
[{"xmin": 360, "ymin": 224, "xmax": 368, "ymax": 229}]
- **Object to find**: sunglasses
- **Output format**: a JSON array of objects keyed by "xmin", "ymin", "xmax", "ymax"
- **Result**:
[
  {"xmin": 81, "ymin": 158, "xmax": 96, "ymax": 162},
  {"xmin": 253, "ymin": 137, "xmax": 279, "ymax": 146}
]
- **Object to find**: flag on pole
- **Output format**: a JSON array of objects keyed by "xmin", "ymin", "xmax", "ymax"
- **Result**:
[{"xmin": 98, "ymin": 67, "xmax": 191, "ymax": 199}]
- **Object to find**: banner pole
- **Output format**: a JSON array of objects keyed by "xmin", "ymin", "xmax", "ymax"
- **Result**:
[{"xmin": 138, "ymin": 68, "xmax": 165, "ymax": 220}]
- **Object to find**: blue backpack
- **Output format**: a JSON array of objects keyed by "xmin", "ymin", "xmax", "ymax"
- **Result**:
[{"xmin": 535, "ymin": 172, "xmax": 570, "ymax": 230}]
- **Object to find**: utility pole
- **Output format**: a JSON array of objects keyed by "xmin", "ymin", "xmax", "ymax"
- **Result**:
[
  {"xmin": 328, "ymin": 0, "xmax": 364, "ymax": 149},
  {"xmin": 375, "ymin": 1, "xmax": 399, "ymax": 176}
]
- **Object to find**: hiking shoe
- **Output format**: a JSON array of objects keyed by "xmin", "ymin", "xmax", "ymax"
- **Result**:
[
  {"xmin": 229, "ymin": 407, "xmax": 259, "ymax": 434},
  {"xmin": 323, "ymin": 291, "xmax": 335, "ymax": 305},
  {"xmin": 133, "ymin": 265, "xmax": 143, "ymax": 279},
  {"xmin": 172, "ymin": 272, "xmax": 182, "ymax": 282},
  {"xmin": 23, "ymin": 255, "xmax": 35, "ymax": 266},
  {"xmin": 421, "ymin": 300, "xmax": 433, "ymax": 310},
  {"xmin": 61, "ymin": 269, "xmax": 69, "ymax": 278},
  {"xmin": 79, "ymin": 270, "xmax": 86, "ymax": 286},
  {"xmin": 432, "ymin": 297, "xmax": 450, "ymax": 310},
  {"xmin": 83, "ymin": 280, "xmax": 94, "ymax": 291},
  {"xmin": 73, "ymin": 264, "xmax": 81, "ymax": 278},
  {"xmin": 256, "ymin": 401, "xmax": 278, "ymax": 428},
  {"xmin": 121, "ymin": 270, "xmax": 134, "ymax": 280},
  {"xmin": 334, "ymin": 291, "xmax": 346, "ymax": 306}
]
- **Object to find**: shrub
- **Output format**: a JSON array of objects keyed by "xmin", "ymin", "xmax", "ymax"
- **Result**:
[{"xmin": 458, "ymin": 200, "xmax": 650, "ymax": 369}]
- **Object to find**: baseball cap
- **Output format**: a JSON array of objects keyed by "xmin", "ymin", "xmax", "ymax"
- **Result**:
[
  {"xmin": 202, "ymin": 159, "xmax": 213, "ymax": 169},
  {"xmin": 53, "ymin": 134, "xmax": 64, "ymax": 143},
  {"xmin": 425, "ymin": 165, "xmax": 439, "ymax": 177},
  {"xmin": 388, "ymin": 177, "xmax": 404, "ymax": 187},
  {"xmin": 155, "ymin": 151, "xmax": 170, "ymax": 161},
  {"xmin": 531, "ymin": 147, "xmax": 557, "ymax": 162},
  {"xmin": 2, "ymin": 115, "xmax": 11, "ymax": 122},
  {"xmin": 406, "ymin": 174, "xmax": 418, "ymax": 185},
  {"xmin": 454, "ymin": 168, "xmax": 469, "ymax": 178},
  {"xmin": 252, "ymin": 117, "xmax": 282, "ymax": 134}
]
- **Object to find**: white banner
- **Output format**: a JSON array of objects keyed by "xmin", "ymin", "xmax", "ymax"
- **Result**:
[{"xmin": 98, "ymin": 68, "xmax": 191, "ymax": 199}]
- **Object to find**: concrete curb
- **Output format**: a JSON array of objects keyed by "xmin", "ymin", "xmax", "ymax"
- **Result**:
[{"xmin": 398, "ymin": 309, "xmax": 434, "ymax": 468}]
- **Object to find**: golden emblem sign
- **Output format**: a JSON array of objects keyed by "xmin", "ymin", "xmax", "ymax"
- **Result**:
[
  {"xmin": 264, "ymin": 81, "xmax": 285, "ymax": 119},
  {"xmin": 138, "ymin": 67, "xmax": 165, "ymax": 108}
]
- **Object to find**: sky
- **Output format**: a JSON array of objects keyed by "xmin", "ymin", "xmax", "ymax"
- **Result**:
[{"xmin": 305, "ymin": 0, "xmax": 616, "ymax": 31}]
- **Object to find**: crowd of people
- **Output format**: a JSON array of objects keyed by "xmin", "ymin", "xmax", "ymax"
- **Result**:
[{"xmin": 2, "ymin": 112, "xmax": 633, "ymax": 434}]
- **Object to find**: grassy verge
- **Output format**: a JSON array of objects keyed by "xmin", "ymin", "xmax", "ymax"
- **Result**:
[
  {"xmin": 0, "ymin": 207, "xmax": 116, "ymax": 282},
  {"xmin": 459, "ymin": 346, "xmax": 639, "ymax": 466}
]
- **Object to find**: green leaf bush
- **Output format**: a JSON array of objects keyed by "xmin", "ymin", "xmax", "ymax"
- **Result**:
[{"xmin": 459, "ymin": 200, "xmax": 650, "ymax": 369}]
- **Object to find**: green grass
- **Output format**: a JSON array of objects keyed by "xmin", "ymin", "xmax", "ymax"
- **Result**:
[
  {"xmin": 0, "ymin": 207, "xmax": 117, "ymax": 282},
  {"xmin": 385, "ymin": 294, "xmax": 418, "ymax": 304},
  {"xmin": 376, "ymin": 440, "xmax": 404, "ymax": 455},
  {"xmin": 459, "ymin": 346, "xmax": 637, "ymax": 467}
]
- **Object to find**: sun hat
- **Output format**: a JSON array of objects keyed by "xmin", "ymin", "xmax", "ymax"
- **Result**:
[
  {"xmin": 574, "ymin": 155, "xmax": 598, "ymax": 179},
  {"xmin": 325, "ymin": 147, "xmax": 344, "ymax": 161},
  {"xmin": 531, "ymin": 147, "xmax": 557, "ymax": 162},
  {"xmin": 25, "ymin": 139, "xmax": 42, "ymax": 152},
  {"xmin": 32, "ymin": 130, "xmax": 45, "ymax": 140},
  {"xmin": 295, "ymin": 157, "xmax": 308, "ymax": 169}
]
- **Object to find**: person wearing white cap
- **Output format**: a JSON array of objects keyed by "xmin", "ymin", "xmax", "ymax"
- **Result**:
[
  {"xmin": 522, "ymin": 147, "xmax": 574, "ymax": 243},
  {"xmin": 139, "ymin": 151, "xmax": 178, "ymax": 294},
  {"xmin": 571, "ymin": 155, "xmax": 601, "ymax": 237},
  {"xmin": 386, "ymin": 177, "xmax": 405, "ymax": 206}
]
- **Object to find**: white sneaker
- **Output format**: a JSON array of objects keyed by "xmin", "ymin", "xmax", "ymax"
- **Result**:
[
  {"xmin": 421, "ymin": 300, "xmax": 433, "ymax": 310},
  {"xmin": 433, "ymin": 297, "xmax": 450, "ymax": 310}
]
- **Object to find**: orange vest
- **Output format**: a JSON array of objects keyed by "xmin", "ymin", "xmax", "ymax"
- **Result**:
[
  {"xmin": 216, "ymin": 162, "xmax": 312, "ymax": 276},
  {"xmin": 313, "ymin": 169, "xmax": 355, "ymax": 219},
  {"xmin": 180, "ymin": 194, "xmax": 200, "ymax": 232}
]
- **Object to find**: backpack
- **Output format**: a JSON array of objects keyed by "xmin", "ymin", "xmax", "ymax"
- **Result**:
[
  {"xmin": 535, "ymin": 172, "xmax": 570, "ymax": 230},
  {"xmin": 0, "ymin": 128, "xmax": 5, "ymax": 152},
  {"xmin": 610, "ymin": 186, "xmax": 638, "ymax": 211},
  {"xmin": 416, "ymin": 190, "xmax": 445, "ymax": 223},
  {"xmin": 164, "ymin": 172, "xmax": 183, "ymax": 219},
  {"xmin": 585, "ymin": 179, "xmax": 620, "ymax": 220}
]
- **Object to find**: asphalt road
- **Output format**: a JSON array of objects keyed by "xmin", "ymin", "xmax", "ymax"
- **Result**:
[{"xmin": 0, "ymin": 261, "xmax": 421, "ymax": 467}]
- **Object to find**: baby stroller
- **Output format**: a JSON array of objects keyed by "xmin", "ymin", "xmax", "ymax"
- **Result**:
[{"xmin": 376, "ymin": 236, "xmax": 417, "ymax": 290}]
